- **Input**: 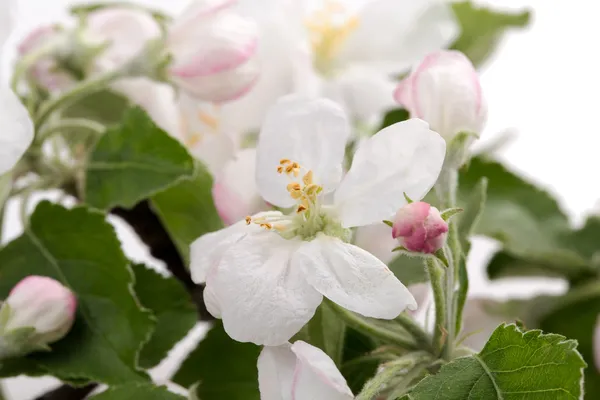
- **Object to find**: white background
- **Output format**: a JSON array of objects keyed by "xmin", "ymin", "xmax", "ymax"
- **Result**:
[{"xmin": 2, "ymin": 0, "xmax": 597, "ymax": 398}]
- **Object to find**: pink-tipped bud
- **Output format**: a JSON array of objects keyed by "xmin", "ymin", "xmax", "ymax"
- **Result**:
[
  {"xmin": 167, "ymin": 0, "xmax": 259, "ymax": 102},
  {"xmin": 0, "ymin": 276, "xmax": 76, "ymax": 358},
  {"xmin": 394, "ymin": 50, "xmax": 487, "ymax": 141},
  {"xmin": 392, "ymin": 202, "xmax": 448, "ymax": 254},
  {"xmin": 17, "ymin": 25, "xmax": 74, "ymax": 91}
]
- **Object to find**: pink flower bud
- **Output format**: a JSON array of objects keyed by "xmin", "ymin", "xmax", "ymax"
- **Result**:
[
  {"xmin": 392, "ymin": 202, "xmax": 448, "ymax": 254},
  {"xmin": 394, "ymin": 50, "xmax": 487, "ymax": 140},
  {"xmin": 3, "ymin": 276, "xmax": 76, "ymax": 347},
  {"xmin": 17, "ymin": 25, "xmax": 73, "ymax": 91},
  {"xmin": 167, "ymin": 0, "xmax": 260, "ymax": 102}
]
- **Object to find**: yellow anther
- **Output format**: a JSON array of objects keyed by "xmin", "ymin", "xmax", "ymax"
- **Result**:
[
  {"xmin": 280, "ymin": 158, "xmax": 291, "ymax": 165},
  {"xmin": 303, "ymin": 170, "xmax": 314, "ymax": 185},
  {"xmin": 285, "ymin": 165, "xmax": 295, "ymax": 174},
  {"xmin": 245, "ymin": 216, "xmax": 252, "ymax": 225},
  {"xmin": 290, "ymin": 190, "xmax": 303, "ymax": 200},
  {"xmin": 260, "ymin": 223, "xmax": 273, "ymax": 229},
  {"xmin": 297, "ymin": 204, "xmax": 308, "ymax": 213},
  {"xmin": 287, "ymin": 182, "xmax": 301, "ymax": 192},
  {"xmin": 277, "ymin": 166, "xmax": 284, "ymax": 174},
  {"xmin": 197, "ymin": 111, "xmax": 219, "ymax": 130},
  {"xmin": 186, "ymin": 133, "xmax": 203, "ymax": 147},
  {"xmin": 305, "ymin": 184, "xmax": 321, "ymax": 196}
]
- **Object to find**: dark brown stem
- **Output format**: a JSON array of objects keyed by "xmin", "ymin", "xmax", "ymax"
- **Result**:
[
  {"xmin": 111, "ymin": 200, "xmax": 213, "ymax": 321},
  {"xmin": 34, "ymin": 384, "xmax": 97, "ymax": 400}
]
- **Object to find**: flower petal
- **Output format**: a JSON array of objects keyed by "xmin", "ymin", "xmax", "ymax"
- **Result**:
[
  {"xmin": 353, "ymin": 223, "xmax": 397, "ymax": 264},
  {"xmin": 0, "ymin": 88, "xmax": 34, "ymax": 175},
  {"xmin": 334, "ymin": 118, "xmax": 445, "ymax": 228},
  {"xmin": 210, "ymin": 232, "xmax": 322, "ymax": 345},
  {"xmin": 258, "ymin": 344, "xmax": 296, "ymax": 400},
  {"xmin": 0, "ymin": 0, "xmax": 15, "ymax": 47},
  {"xmin": 294, "ymin": 235, "xmax": 416, "ymax": 319},
  {"xmin": 336, "ymin": 0, "xmax": 459, "ymax": 73},
  {"xmin": 290, "ymin": 341, "xmax": 354, "ymax": 399},
  {"xmin": 213, "ymin": 148, "xmax": 270, "ymax": 225},
  {"xmin": 189, "ymin": 211, "xmax": 281, "ymax": 283},
  {"xmin": 256, "ymin": 95, "xmax": 350, "ymax": 208}
]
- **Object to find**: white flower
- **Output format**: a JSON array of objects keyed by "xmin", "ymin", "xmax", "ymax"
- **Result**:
[
  {"xmin": 217, "ymin": 0, "xmax": 459, "ymax": 133},
  {"xmin": 0, "ymin": 1, "xmax": 34, "ymax": 175},
  {"xmin": 258, "ymin": 341, "xmax": 353, "ymax": 400},
  {"xmin": 190, "ymin": 95, "xmax": 446, "ymax": 345},
  {"xmin": 394, "ymin": 50, "xmax": 487, "ymax": 141}
]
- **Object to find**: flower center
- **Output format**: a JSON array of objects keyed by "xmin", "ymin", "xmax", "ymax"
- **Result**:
[
  {"xmin": 305, "ymin": 0, "xmax": 359, "ymax": 76},
  {"xmin": 245, "ymin": 159, "xmax": 351, "ymax": 241}
]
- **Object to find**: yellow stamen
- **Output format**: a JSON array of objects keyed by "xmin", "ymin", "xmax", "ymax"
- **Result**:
[
  {"xmin": 303, "ymin": 170, "xmax": 314, "ymax": 186},
  {"xmin": 297, "ymin": 204, "xmax": 308, "ymax": 213},
  {"xmin": 245, "ymin": 216, "xmax": 252, "ymax": 225},
  {"xmin": 277, "ymin": 166, "xmax": 284, "ymax": 173},
  {"xmin": 186, "ymin": 133, "xmax": 203, "ymax": 147},
  {"xmin": 280, "ymin": 158, "xmax": 291, "ymax": 165},
  {"xmin": 287, "ymin": 182, "xmax": 301, "ymax": 192},
  {"xmin": 197, "ymin": 111, "xmax": 219, "ymax": 130},
  {"xmin": 260, "ymin": 223, "xmax": 273, "ymax": 229}
]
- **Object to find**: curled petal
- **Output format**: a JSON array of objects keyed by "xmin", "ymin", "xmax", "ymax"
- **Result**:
[
  {"xmin": 210, "ymin": 232, "xmax": 322, "ymax": 345},
  {"xmin": 294, "ymin": 235, "xmax": 416, "ymax": 319},
  {"xmin": 334, "ymin": 118, "xmax": 445, "ymax": 228},
  {"xmin": 256, "ymin": 95, "xmax": 350, "ymax": 208},
  {"xmin": 258, "ymin": 343, "xmax": 296, "ymax": 400},
  {"xmin": 0, "ymin": 88, "xmax": 34, "ymax": 175}
]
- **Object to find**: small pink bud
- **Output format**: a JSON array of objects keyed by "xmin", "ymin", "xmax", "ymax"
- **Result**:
[
  {"xmin": 2, "ymin": 276, "xmax": 76, "ymax": 350},
  {"xmin": 392, "ymin": 202, "xmax": 448, "ymax": 254},
  {"xmin": 394, "ymin": 50, "xmax": 487, "ymax": 140},
  {"xmin": 167, "ymin": 1, "xmax": 259, "ymax": 102},
  {"xmin": 17, "ymin": 25, "xmax": 73, "ymax": 91}
]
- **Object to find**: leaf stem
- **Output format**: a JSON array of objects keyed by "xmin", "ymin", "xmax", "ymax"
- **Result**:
[
  {"xmin": 443, "ymin": 245, "xmax": 455, "ymax": 360},
  {"xmin": 426, "ymin": 258, "xmax": 446, "ymax": 355},
  {"xmin": 395, "ymin": 312, "xmax": 433, "ymax": 352}
]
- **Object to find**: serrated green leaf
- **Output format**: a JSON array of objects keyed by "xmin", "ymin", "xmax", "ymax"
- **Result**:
[
  {"xmin": 151, "ymin": 162, "xmax": 223, "ymax": 266},
  {"xmin": 451, "ymin": 1, "xmax": 531, "ymax": 67},
  {"xmin": 403, "ymin": 324, "xmax": 585, "ymax": 400},
  {"xmin": 173, "ymin": 322, "xmax": 260, "ymax": 400},
  {"xmin": 63, "ymin": 90, "xmax": 130, "ymax": 127},
  {"xmin": 0, "ymin": 202, "xmax": 153, "ymax": 384},
  {"xmin": 90, "ymin": 383, "xmax": 185, "ymax": 399},
  {"xmin": 133, "ymin": 264, "xmax": 197, "ymax": 369},
  {"xmin": 85, "ymin": 107, "xmax": 194, "ymax": 209},
  {"xmin": 539, "ymin": 283, "xmax": 600, "ymax": 398}
]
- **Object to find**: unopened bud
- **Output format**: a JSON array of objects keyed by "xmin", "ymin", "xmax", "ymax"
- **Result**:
[
  {"xmin": 394, "ymin": 50, "xmax": 487, "ymax": 142},
  {"xmin": 167, "ymin": 0, "xmax": 260, "ymax": 102},
  {"xmin": 392, "ymin": 202, "xmax": 448, "ymax": 254},
  {"xmin": 0, "ymin": 276, "xmax": 77, "ymax": 359}
]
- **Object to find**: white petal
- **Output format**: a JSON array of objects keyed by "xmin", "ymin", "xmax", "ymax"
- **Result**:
[
  {"xmin": 294, "ymin": 235, "xmax": 416, "ymax": 319},
  {"xmin": 256, "ymin": 95, "xmax": 350, "ymax": 208},
  {"xmin": 336, "ymin": 0, "xmax": 458, "ymax": 73},
  {"xmin": 202, "ymin": 283, "xmax": 222, "ymax": 318},
  {"xmin": 0, "ymin": 0, "xmax": 15, "ymax": 47},
  {"xmin": 189, "ymin": 211, "xmax": 281, "ymax": 283},
  {"xmin": 210, "ymin": 232, "xmax": 322, "ymax": 345},
  {"xmin": 353, "ymin": 223, "xmax": 397, "ymax": 264},
  {"xmin": 258, "ymin": 344, "xmax": 296, "ymax": 400},
  {"xmin": 290, "ymin": 341, "xmax": 354, "ymax": 399},
  {"xmin": 212, "ymin": 148, "xmax": 269, "ymax": 225},
  {"xmin": 0, "ymin": 88, "xmax": 34, "ymax": 175},
  {"xmin": 334, "ymin": 118, "xmax": 445, "ymax": 228}
]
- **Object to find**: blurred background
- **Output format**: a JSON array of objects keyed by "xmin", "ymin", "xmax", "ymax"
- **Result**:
[{"xmin": 2, "ymin": 0, "xmax": 597, "ymax": 397}]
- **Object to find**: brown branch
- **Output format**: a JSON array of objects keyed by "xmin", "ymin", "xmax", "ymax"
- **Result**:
[
  {"xmin": 111, "ymin": 200, "xmax": 213, "ymax": 321},
  {"xmin": 33, "ymin": 383, "xmax": 97, "ymax": 400}
]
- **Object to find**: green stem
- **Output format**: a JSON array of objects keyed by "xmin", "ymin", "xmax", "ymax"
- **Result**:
[
  {"xmin": 11, "ymin": 42, "xmax": 58, "ymax": 93},
  {"xmin": 327, "ymin": 301, "xmax": 418, "ymax": 350},
  {"xmin": 355, "ymin": 352, "xmax": 431, "ymax": 400},
  {"xmin": 426, "ymin": 258, "xmax": 446, "ymax": 355},
  {"xmin": 395, "ymin": 313, "xmax": 433, "ymax": 352},
  {"xmin": 36, "ymin": 118, "xmax": 106, "ymax": 144},
  {"xmin": 443, "ymin": 245, "xmax": 455, "ymax": 360},
  {"xmin": 35, "ymin": 69, "xmax": 122, "ymax": 129}
]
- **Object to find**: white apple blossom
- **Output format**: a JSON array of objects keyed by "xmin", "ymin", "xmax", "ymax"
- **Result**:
[
  {"xmin": 217, "ymin": 0, "xmax": 459, "ymax": 134},
  {"xmin": 258, "ymin": 341, "xmax": 353, "ymax": 400},
  {"xmin": 0, "ymin": 1, "xmax": 34, "ymax": 175},
  {"xmin": 190, "ymin": 95, "xmax": 446, "ymax": 345}
]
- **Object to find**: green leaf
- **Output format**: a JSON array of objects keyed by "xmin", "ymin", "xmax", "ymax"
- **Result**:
[
  {"xmin": 379, "ymin": 108, "xmax": 410, "ymax": 130},
  {"xmin": 388, "ymin": 254, "xmax": 428, "ymax": 286},
  {"xmin": 133, "ymin": 264, "xmax": 197, "ymax": 369},
  {"xmin": 0, "ymin": 202, "xmax": 153, "ymax": 384},
  {"xmin": 341, "ymin": 327, "xmax": 379, "ymax": 395},
  {"xmin": 173, "ymin": 322, "xmax": 260, "ymax": 400},
  {"xmin": 90, "ymin": 383, "xmax": 185, "ymax": 399},
  {"xmin": 0, "ymin": 172, "xmax": 12, "ymax": 244},
  {"xmin": 85, "ymin": 107, "xmax": 194, "ymax": 209},
  {"xmin": 63, "ymin": 90, "xmax": 130, "ymax": 127},
  {"xmin": 539, "ymin": 283, "xmax": 600, "ymax": 398},
  {"xmin": 459, "ymin": 157, "xmax": 588, "ymax": 269},
  {"xmin": 561, "ymin": 216, "xmax": 600, "ymax": 261},
  {"xmin": 150, "ymin": 162, "xmax": 223, "ymax": 266},
  {"xmin": 457, "ymin": 177, "xmax": 487, "ymax": 243},
  {"xmin": 451, "ymin": 1, "xmax": 531, "ymax": 67},
  {"xmin": 403, "ymin": 324, "xmax": 586, "ymax": 400},
  {"xmin": 293, "ymin": 302, "xmax": 345, "ymax": 366}
]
